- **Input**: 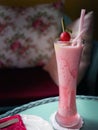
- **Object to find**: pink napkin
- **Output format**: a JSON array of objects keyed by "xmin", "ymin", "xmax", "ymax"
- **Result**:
[{"xmin": 0, "ymin": 114, "xmax": 26, "ymax": 130}]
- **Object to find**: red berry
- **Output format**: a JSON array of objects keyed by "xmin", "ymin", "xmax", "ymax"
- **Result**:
[{"xmin": 60, "ymin": 32, "xmax": 71, "ymax": 41}]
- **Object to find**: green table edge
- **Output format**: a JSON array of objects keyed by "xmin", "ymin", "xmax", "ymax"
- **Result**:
[{"xmin": 0, "ymin": 95, "xmax": 98, "ymax": 119}]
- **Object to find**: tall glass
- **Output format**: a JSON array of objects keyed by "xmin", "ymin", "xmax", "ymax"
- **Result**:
[{"xmin": 51, "ymin": 40, "xmax": 83, "ymax": 130}]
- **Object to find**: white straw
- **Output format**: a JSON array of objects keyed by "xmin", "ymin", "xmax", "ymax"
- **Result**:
[
  {"xmin": 79, "ymin": 9, "xmax": 86, "ymax": 34},
  {"xmin": 72, "ymin": 9, "xmax": 86, "ymax": 45},
  {"xmin": 72, "ymin": 28, "xmax": 86, "ymax": 42}
]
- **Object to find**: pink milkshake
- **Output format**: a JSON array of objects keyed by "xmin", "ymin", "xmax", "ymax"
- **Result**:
[
  {"xmin": 50, "ymin": 9, "xmax": 86, "ymax": 130},
  {"xmin": 53, "ymin": 41, "xmax": 83, "ymax": 129}
]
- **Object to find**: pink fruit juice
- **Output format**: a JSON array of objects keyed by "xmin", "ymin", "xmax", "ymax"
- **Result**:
[{"xmin": 54, "ymin": 41, "xmax": 83, "ymax": 129}]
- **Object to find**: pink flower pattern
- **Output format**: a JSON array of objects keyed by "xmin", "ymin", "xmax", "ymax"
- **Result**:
[
  {"xmin": 0, "ymin": 23, "xmax": 7, "ymax": 33},
  {"xmin": 0, "ymin": 1, "xmax": 63, "ymax": 68},
  {"xmin": 32, "ymin": 18, "xmax": 51, "ymax": 33},
  {"xmin": 10, "ymin": 41, "xmax": 22, "ymax": 52}
]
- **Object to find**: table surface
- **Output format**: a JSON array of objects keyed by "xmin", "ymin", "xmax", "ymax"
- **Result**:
[{"xmin": 0, "ymin": 96, "xmax": 98, "ymax": 130}]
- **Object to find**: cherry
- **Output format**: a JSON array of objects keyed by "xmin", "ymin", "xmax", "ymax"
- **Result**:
[
  {"xmin": 60, "ymin": 31, "xmax": 71, "ymax": 41},
  {"xmin": 60, "ymin": 17, "xmax": 71, "ymax": 41}
]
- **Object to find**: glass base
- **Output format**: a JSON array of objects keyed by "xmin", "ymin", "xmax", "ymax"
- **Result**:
[{"xmin": 50, "ymin": 112, "xmax": 83, "ymax": 130}]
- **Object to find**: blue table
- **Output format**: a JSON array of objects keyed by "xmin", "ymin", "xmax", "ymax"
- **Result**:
[{"xmin": 0, "ymin": 96, "xmax": 98, "ymax": 130}]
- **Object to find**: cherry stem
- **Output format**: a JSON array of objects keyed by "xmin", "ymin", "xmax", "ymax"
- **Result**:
[{"xmin": 61, "ymin": 17, "xmax": 66, "ymax": 32}]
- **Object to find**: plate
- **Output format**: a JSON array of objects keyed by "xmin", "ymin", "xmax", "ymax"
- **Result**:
[{"xmin": 21, "ymin": 114, "xmax": 53, "ymax": 130}]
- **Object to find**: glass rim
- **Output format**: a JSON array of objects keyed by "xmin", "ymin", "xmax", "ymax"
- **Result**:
[{"xmin": 54, "ymin": 39, "xmax": 72, "ymax": 47}]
